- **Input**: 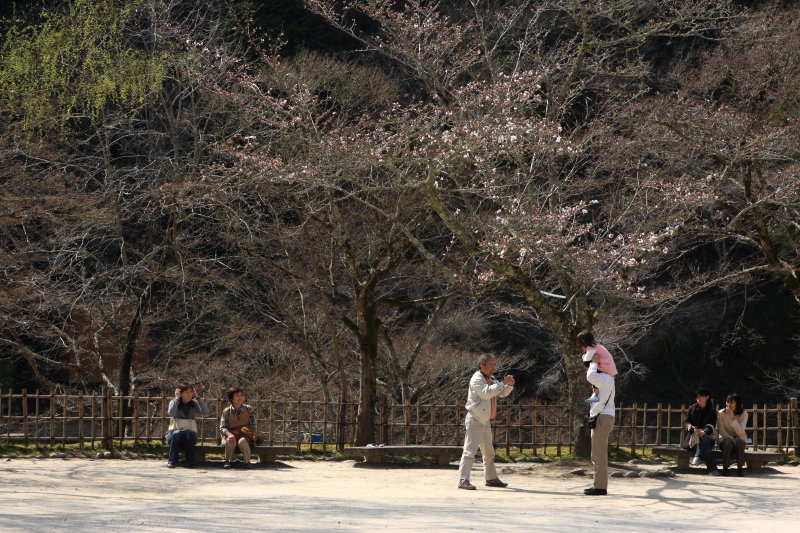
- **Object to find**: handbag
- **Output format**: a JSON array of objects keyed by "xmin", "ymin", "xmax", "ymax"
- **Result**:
[
  {"xmin": 239, "ymin": 425, "xmax": 262, "ymax": 447},
  {"xmin": 682, "ymin": 430, "xmax": 699, "ymax": 450},
  {"xmin": 168, "ymin": 417, "xmax": 198, "ymax": 434}
]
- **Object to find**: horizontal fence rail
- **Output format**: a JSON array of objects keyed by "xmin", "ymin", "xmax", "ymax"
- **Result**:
[{"xmin": 1, "ymin": 389, "xmax": 798, "ymax": 456}]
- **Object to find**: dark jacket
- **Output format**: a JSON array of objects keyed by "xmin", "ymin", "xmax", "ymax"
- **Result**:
[
  {"xmin": 685, "ymin": 401, "xmax": 717, "ymax": 430},
  {"xmin": 682, "ymin": 401, "xmax": 717, "ymax": 448}
]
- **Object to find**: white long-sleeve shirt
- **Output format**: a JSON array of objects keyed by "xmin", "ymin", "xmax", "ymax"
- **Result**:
[{"xmin": 586, "ymin": 362, "xmax": 615, "ymax": 417}]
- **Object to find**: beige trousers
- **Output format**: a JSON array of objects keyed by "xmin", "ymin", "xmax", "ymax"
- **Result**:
[
  {"xmin": 223, "ymin": 436, "xmax": 251, "ymax": 462},
  {"xmin": 591, "ymin": 414, "xmax": 615, "ymax": 489},
  {"xmin": 457, "ymin": 413, "xmax": 498, "ymax": 481}
]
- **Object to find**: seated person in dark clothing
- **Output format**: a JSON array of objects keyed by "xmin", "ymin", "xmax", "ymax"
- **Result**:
[{"xmin": 684, "ymin": 388, "xmax": 719, "ymax": 475}]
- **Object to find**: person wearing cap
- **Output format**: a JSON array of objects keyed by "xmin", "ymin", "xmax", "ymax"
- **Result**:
[
  {"xmin": 457, "ymin": 353, "xmax": 515, "ymax": 490},
  {"xmin": 583, "ymin": 348, "xmax": 615, "ymax": 496},
  {"xmin": 683, "ymin": 388, "xmax": 719, "ymax": 475}
]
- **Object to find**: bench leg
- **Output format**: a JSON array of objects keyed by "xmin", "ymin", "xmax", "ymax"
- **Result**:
[
  {"xmin": 364, "ymin": 455, "xmax": 382, "ymax": 464},
  {"xmin": 676, "ymin": 456, "xmax": 690, "ymax": 470},
  {"xmin": 258, "ymin": 454, "xmax": 275, "ymax": 463},
  {"xmin": 435, "ymin": 454, "xmax": 450, "ymax": 466},
  {"xmin": 196, "ymin": 452, "xmax": 206, "ymax": 464},
  {"xmin": 747, "ymin": 459, "xmax": 763, "ymax": 471}
]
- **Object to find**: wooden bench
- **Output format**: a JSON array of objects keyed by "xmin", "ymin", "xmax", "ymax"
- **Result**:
[
  {"xmin": 166, "ymin": 444, "xmax": 297, "ymax": 463},
  {"xmin": 343, "ymin": 445, "xmax": 463, "ymax": 465},
  {"xmin": 651, "ymin": 445, "xmax": 783, "ymax": 471}
]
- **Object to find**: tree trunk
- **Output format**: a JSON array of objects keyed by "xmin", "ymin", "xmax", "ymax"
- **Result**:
[
  {"xmin": 353, "ymin": 287, "xmax": 380, "ymax": 446},
  {"xmin": 552, "ymin": 325, "xmax": 593, "ymax": 458},
  {"xmin": 118, "ymin": 284, "xmax": 150, "ymax": 437}
]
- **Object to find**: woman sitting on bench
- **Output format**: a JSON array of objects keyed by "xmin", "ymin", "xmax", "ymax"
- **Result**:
[
  {"xmin": 220, "ymin": 386, "xmax": 257, "ymax": 468},
  {"xmin": 716, "ymin": 393, "xmax": 748, "ymax": 476},
  {"xmin": 166, "ymin": 382, "xmax": 209, "ymax": 468}
]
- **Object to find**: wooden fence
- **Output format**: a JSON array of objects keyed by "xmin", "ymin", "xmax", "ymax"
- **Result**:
[{"xmin": 1, "ymin": 389, "xmax": 798, "ymax": 456}]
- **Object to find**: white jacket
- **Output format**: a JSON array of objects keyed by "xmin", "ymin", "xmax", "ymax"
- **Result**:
[
  {"xmin": 464, "ymin": 370, "xmax": 513, "ymax": 425},
  {"xmin": 586, "ymin": 363, "xmax": 615, "ymax": 418}
]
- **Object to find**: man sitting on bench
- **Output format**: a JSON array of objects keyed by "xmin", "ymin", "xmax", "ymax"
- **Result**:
[{"xmin": 683, "ymin": 388, "xmax": 719, "ymax": 476}]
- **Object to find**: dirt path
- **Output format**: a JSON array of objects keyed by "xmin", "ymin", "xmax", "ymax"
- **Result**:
[{"xmin": 1, "ymin": 457, "xmax": 799, "ymax": 532}]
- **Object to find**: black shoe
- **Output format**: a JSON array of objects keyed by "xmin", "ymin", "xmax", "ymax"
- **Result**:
[
  {"xmin": 584, "ymin": 488, "xmax": 607, "ymax": 496},
  {"xmin": 721, "ymin": 468, "xmax": 728, "ymax": 477},
  {"xmin": 737, "ymin": 469, "xmax": 743, "ymax": 477},
  {"xmin": 485, "ymin": 478, "xmax": 508, "ymax": 488},
  {"xmin": 223, "ymin": 461, "xmax": 231, "ymax": 469}
]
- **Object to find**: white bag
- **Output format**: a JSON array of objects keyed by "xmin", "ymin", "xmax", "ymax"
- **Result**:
[{"xmin": 168, "ymin": 417, "xmax": 198, "ymax": 434}]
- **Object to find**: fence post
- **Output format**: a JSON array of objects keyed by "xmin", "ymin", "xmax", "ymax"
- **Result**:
[
  {"xmin": 310, "ymin": 398, "xmax": 316, "ymax": 451},
  {"xmin": 531, "ymin": 401, "xmax": 537, "ymax": 455},
  {"xmin": 555, "ymin": 406, "xmax": 561, "ymax": 458},
  {"xmin": 630, "ymin": 402, "xmax": 638, "ymax": 457},
  {"xmin": 666, "ymin": 403, "xmax": 672, "ymax": 445},
  {"xmin": 322, "ymin": 399, "xmax": 328, "ymax": 452},
  {"xmin": 656, "ymin": 403, "xmax": 663, "ymax": 446},
  {"xmin": 34, "ymin": 389, "xmax": 41, "ymax": 446},
  {"xmin": 382, "ymin": 397, "xmax": 389, "ymax": 445},
  {"xmin": 162, "ymin": 396, "xmax": 170, "ymax": 445},
  {"xmin": 415, "ymin": 403, "xmax": 421, "ymax": 445},
  {"xmin": 404, "ymin": 402, "xmax": 411, "ymax": 445},
  {"xmin": 62, "ymin": 390, "xmax": 68, "ymax": 446},
  {"xmin": 1, "ymin": 390, "xmax": 5, "ymax": 443},
  {"xmin": 454, "ymin": 401, "xmax": 460, "ymax": 447},
  {"xmin": 21, "ymin": 389, "xmax": 28, "ymax": 447},
  {"xmin": 90, "ymin": 391, "xmax": 97, "ymax": 447},
  {"xmin": 78, "ymin": 390, "xmax": 85, "ymax": 449},
  {"xmin": 49, "ymin": 389, "xmax": 56, "ymax": 446},
  {"xmin": 336, "ymin": 399, "xmax": 346, "ymax": 451},
  {"xmin": 641, "ymin": 402, "xmax": 648, "ymax": 451},
  {"xmin": 751, "ymin": 402, "xmax": 759, "ymax": 450},
  {"xmin": 133, "ymin": 393, "xmax": 140, "ymax": 445},
  {"xmin": 505, "ymin": 403, "xmax": 511, "ymax": 456},
  {"xmin": 791, "ymin": 398, "xmax": 799, "ymax": 455},
  {"xmin": 102, "ymin": 386, "xmax": 113, "ymax": 449},
  {"xmin": 295, "ymin": 396, "xmax": 302, "ymax": 450}
]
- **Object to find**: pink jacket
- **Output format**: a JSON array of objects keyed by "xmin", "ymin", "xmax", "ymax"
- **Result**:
[{"xmin": 586, "ymin": 344, "xmax": 618, "ymax": 376}]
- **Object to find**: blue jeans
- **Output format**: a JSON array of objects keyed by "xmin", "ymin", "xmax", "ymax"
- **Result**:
[
  {"xmin": 692, "ymin": 434, "xmax": 717, "ymax": 471},
  {"xmin": 166, "ymin": 430, "xmax": 198, "ymax": 465}
]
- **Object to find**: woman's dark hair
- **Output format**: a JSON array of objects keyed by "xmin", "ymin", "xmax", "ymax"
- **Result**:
[
  {"xmin": 576, "ymin": 330, "xmax": 595, "ymax": 347},
  {"xmin": 178, "ymin": 382, "xmax": 193, "ymax": 393},
  {"xmin": 227, "ymin": 386, "xmax": 244, "ymax": 401},
  {"xmin": 726, "ymin": 393, "xmax": 744, "ymax": 415}
]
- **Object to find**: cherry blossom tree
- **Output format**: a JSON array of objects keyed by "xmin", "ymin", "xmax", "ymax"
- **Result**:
[{"xmin": 299, "ymin": 0, "xmax": 740, "ymax": 454}]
